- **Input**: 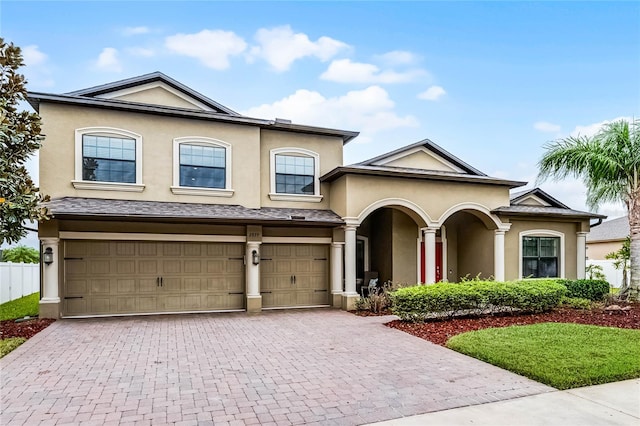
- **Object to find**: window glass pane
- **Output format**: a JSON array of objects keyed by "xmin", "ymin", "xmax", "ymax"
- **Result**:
[
  {"xmin": 538, "ymin": 258, "xmax": 558, "ymax": 278},
  {"xmin": 178, "ymin": 144, "xmax": 226, "ymax": 188},
  {"xmin": 539, "ymin": 237, "xmax": 558, "ymax": 257},
  {"xmin": 82, "ymin": 134, "xmax": 136, "ymax": 183},
  {"xmin": 523, "ymin": 258, "xmax": 538, "ymax": 278},
  {"xmin": 180, "ymin": 165, "xmax": 225, "ymax": 188},
  {"xmin": 274, "ymin": 154, "xmax": 315, "ymax": 194},
  {"xmin": 522, "ymin": 237, "xmax": 538, "ymax": 257}
]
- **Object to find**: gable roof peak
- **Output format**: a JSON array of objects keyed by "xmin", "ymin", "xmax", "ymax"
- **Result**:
[
  {"xmin": 355, "ymin": 138, "xmax": 487, "ymax": 176},
  {"xmin": 65, "ymin": 72, "xmax": 240, "ymax": 116},
  {"xmin": 509, "ymin": 187, "xmax": 570, "ymax": 209}
]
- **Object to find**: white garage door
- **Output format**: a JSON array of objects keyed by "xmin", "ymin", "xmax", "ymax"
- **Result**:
[
  {"xmin": 260, "ymin": 244, "xmax": 329, "ymax": 308},
  {"xmin": 63, "ymin": 240, "xmax": 245, "ymax": 316}
]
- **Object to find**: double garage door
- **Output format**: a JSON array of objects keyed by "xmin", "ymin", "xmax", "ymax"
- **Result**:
[{"xmin": 63, "ymin": 240, "xmax": 329, "ymax": 317}]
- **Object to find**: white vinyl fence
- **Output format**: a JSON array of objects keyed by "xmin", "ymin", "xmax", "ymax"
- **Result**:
[
  {"xmin": 0, "ymin": 262, "xmax": 40, "ymax": 304},
  {"xmin": 586, "ymin": 259, "xmax": 629, "ymax": 288}
]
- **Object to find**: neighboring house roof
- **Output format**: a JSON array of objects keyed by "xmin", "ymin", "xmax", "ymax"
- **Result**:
[
  {"xmin": 320, "ymin": 164, "xmax": 526, "ymax": 187},
  {"xmin": 27, "ymin": 73, "xmax": 359, "ymax": 144},
  {"xmin": 492, "ymin": 187, "xmax": 606, "ymax": 219},
  {"xmin": 356, "ymin": 139, "xmax": 487, "ymax": 176},
  {"xmin": 45, "ymin": 197, "xmax": 344, "ymax": 226},
  {"xmin": 586, "ymin": 216, "xmax": 629, "ymax": 242},
  {"xmin": 66, "ymin": 71, "xmax": 241, "ymax": 116}
]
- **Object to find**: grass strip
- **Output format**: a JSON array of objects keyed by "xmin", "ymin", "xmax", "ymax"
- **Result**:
[
  {"xmin": 446, "ymin": 322, "xmax": 640, "ymax": 389},
  {"xmin": 0, "ymin": 292, "xmax": 39, "ymax": 321}
]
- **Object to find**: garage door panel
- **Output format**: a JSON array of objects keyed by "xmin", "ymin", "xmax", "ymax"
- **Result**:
[
  {"xmin": 261, "ymin": 244, "xmax": 329, "ymax": 308},
  {"xmin": 64, "ymin": 240, "xmax": 244, "ymax": 316},
  {"xmin": 116, "ymin": 260, "xmax": 135, "ymax": 274}
]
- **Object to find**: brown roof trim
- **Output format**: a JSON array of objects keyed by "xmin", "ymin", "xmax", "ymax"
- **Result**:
[
  {"xmin": 320, "ymin": 165, "xmax": 526, "ymax": 188},
  {"xmin": 492, "ymin": 206, "xmax": 606, "ymax": 220},
  {"xmin": 509, "ymin": 187, "xmax": 570, "ymax": 209},
  {"xmin": 26, "ymin": 92, "xmax": 360, "ymax": 144}
]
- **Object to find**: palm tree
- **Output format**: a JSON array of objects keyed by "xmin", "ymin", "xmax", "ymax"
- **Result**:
[{"xmin": 538, "ymin": 118, "xmax": 639, "ymax": 300}]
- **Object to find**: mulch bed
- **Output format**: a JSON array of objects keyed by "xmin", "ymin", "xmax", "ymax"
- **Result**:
[
  {"xmin": 0, "ymin": 318, "xmax": 56, "ymax": 340},
  {"xmin": 385, "ymin": 304, "xmax": 640, "ymax": 346}
]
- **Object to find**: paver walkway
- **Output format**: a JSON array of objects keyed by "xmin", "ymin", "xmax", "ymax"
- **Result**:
[{"xmin": 1, "ymin": 310, "xmax": 552, "ymax": 425}]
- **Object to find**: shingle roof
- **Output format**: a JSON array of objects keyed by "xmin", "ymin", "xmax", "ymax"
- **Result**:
[
  {"xmin": 45, "ymin": 197, "xmax": 344, "ymax": 226},
  {"xmin": 492, "ymin": 205, "xmax": 606, "ymax": 219},
  {"xmin": 586, "ymin": 216, "xmax": 629, "ymax": 242},
  {"xmin": 320, "ymin": 165, "xmax": 526, "ymax": 187}
]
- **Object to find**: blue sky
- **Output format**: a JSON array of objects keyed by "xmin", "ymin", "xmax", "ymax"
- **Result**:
[{"xmin": 3, "ymin": 1, "xmax": 639, "ymax": 247}]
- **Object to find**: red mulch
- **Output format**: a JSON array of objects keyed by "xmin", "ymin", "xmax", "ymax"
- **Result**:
[
  {"xmin": 385, "ymin": 304, "xmax": 640, "ymax": 346},
  {"xmin": 0, "ymin": 318, "xmax": 56, "ymax": 340}
]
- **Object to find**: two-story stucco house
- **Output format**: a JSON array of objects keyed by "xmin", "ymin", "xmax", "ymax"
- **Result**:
[{"xmin": 28, "ymin": 72, "xmax": 604, "ymax": 319}]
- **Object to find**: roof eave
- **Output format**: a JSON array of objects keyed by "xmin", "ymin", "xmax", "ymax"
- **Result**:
[
  {"xmin": 492, "ymin": 209, "xmax": 607, "ymax": 220},
  {"xmin": 320, "ymin": 166, "xmax": 526, "ymax": 188}
]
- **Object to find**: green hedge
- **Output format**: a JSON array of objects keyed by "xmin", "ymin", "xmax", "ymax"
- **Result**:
[
  {"xmin": 391, "ymin": 279, "xmax": 566, "ymax": 322},
  {"xmin": 558, "ymin": 279, "xmax": 609, "ymax": 301}
]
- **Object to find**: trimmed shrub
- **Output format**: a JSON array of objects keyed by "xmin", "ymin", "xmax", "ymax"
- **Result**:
[
  {"xmin": 560, "ymin": 296, "xmax": 592, "ymax": 310},
  {"xmin": 391, "ymin": 279, "xmax": 565, "ymax": 322},
  {"xmin": 558, "ymin": 279, "xmax": 610, "ymax": 301}
]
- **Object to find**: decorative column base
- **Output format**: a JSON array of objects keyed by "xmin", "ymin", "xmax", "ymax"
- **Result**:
[
  {"xmin": 341, "ymin": 293, "xmax": 360, "ymax": 311},
  {"xmin": 39, "ymin": 298, "xmax": 60, "ymax": 319},
  {"xmin": 332, "ymin": 292, "xmax": 343, "ymax": 308},
  {"xmin": 246, "ymin": 295, "xmax": 262, "ymax": 313}
]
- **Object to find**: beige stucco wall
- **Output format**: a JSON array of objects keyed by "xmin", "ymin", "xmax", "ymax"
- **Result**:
[
  {"xmin": 39, "ymin": 104, "xmax": 344, "ymax": 211},
  {"xmin": 109, "ymin": 87, "xmax": 204, "ymax": 110},
  {"xmin": 456, "ymin": 214, "xmax": 494, "ymax": 279},
  {"xmin": 370, "ymin": 209, "xmax": 393, "ymax": 283},
  {"xmin": 333, "ymin": 174, "xmax": 510, "ymax": 225},
  {"xmin": 391, "ymin": 210, "xmax": 418, "ymax": 285},
  {"xmin": 504, "ymin": 219, "xmax": 580, "ymax": 280},
  {"xmin": 259, "ymin": 129, "xmax": 343, "ymax": 210},
  {"xmin": 587, "ymin": 241, "xmax": 623, "ymax": 260},
  {"xmin": 385, "ymin": 150, "xmax": 458, "ymax": 172}
]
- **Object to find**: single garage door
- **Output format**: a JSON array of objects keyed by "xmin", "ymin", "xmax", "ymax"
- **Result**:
[
  {"xmin": 63, "ymin": 240, "xmax": 245, "ymax": 316},
  {"xmin": 260, "ymin": 244, "xmax": 329, "ymax": 308}
]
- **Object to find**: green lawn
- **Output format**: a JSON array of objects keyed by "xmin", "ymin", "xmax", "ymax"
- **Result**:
[
  {"xmin": 446, "ymin": 323, "xmax": 640, "ymax": 389},
  {"xmin": 0, "ymin": 337, "xmax": 26, "ymax": 358},
  {"xmin": 0, "ymin": 292, "xmax": 39, "ymax": 321}
]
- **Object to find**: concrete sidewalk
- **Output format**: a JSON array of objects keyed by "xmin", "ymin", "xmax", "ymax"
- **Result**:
[{"xmin": 370, "ymin": 379, "xmax": 640, "ymax": 426}]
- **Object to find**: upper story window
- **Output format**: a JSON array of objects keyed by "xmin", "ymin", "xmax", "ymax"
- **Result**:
[
  {"xmin": 73, "ymin": 127, "xmax": 144, "ymax": 192},
  {"xmin": 82, "ymin": 135, "xmax": 136, "ymax": 183},
  {"xmin": 171, "ymin": 137, "xmax": 233, "ymax": 197},
  {"xmin": 519, "ymin": 230, "xmax": 565, "ymax": 279},
  {"xmin": 269, "ymin": 148, "xmax": 322, "ymax": 202}
]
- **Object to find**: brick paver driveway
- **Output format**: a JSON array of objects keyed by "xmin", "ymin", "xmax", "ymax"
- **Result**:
[{"xmin": 1, "ymin": 310, "xmax": 552, "ymax": 425}]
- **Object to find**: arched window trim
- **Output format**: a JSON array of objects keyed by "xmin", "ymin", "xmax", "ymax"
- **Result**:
[
  {"xmin": 73, "ymin": 127, "xmax": 144, "ymax": 192},
  {"xmin": 269, "ymin": 147, "xmax": 322, "ymax": 203},
  {"xmin": 518, "ymin": 229, "xmax": 565, "ymax": 279},
  {"xmin": 171, "ymin": 136, "xmax": 234, "ymax": 197}
]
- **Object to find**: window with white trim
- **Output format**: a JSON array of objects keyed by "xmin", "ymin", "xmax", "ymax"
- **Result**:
[
  {"xmin": 522, "ymin": 236, "xmax": 560, "ymax": 278},
  {"xmin": 269, "ymin": 148, "xmax": 322, "ymax": 202},
  {"xmin": 73, "ymin": 127, "xmax": 144, "ymax": 192},
  {"xmin": 171, "ymin": 137, "xmax": 233, "ymax": 197}
]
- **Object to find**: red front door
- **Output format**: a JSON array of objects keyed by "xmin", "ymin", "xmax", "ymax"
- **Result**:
[{"xmin": 420, "ymin": 242, "xmax": 443, "ymax": 283}]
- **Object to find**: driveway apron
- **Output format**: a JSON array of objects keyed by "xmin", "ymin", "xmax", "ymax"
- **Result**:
[{"xmin": 1, "ymin": 310, "xmax": 552, "ymax": 425}]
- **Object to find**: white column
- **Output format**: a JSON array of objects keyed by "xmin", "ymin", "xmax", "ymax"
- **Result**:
[
  {"xmin": 330, "ymin": 242, "xmax": 344, "ymax": 295},
  {"xmin": 576, "ymin": 232, "xmax": 588, "ymax": 279},
  {"xmin": 417, "ymin": 228, "xmax": 423, "ymax": 284},
  {"xmin": 424, "ymin": 228, "xmax": 437, "ymax": 284},
  {"xmin": 344, "ymin": 225, "xmax": 358, "ymax": 295},
  {"xmin": 494, "ymin": 230, "xmax": 506, "ymax": 282},
  {"xmin": 41, "ymin": 238, "xmax": 60, "ymax": 303},
  {"xmin": 246, "ymin": 242, "xmax": 261, "ymax": 297}
]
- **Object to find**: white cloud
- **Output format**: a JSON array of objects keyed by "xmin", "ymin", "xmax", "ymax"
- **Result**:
[
  {"xmin": 320, "ymin": 59, "xmax": 426, "ymax": 84},
  {"xmin": 570, "ymin": 116, "xmax": 632, "ymax": 138},
  {"xmin": 533, "ymin": 121, "xmax": 561, "ymax": 133},
  {"xmin": 418, "ymin": 85, "xmax": 446, "ymax": 101},
  {"xmin": 374, "ymin": 50, "xmax": 418, "ymax": 65},
  {"xmin": 22, "ymin": 45, "xmax": 47, "ymax": 66},
  {"xmin": 94, "ymin": 47, "xmax": 122, "ymax": 72},
  {"xmin": 249, "ymin": 25, "xmax": 349, "ymax": 72},
  {"xmin": 126, "ymin": 47, "xmax": 155, "ymax": 57},
  {"xmin": 122, "ymin": 26, "xmax": 150, "ymax": 36},
  {"xmin": 242, "ymin": 86, "xmax": 418, "ymax": 144},
  {"xmin": 21, "ymin": 45, "xmax": 54, "ymax": 87},
  {"xmin": 165, "ymin": 29, "xmax": 247, "ymax": 70}
]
